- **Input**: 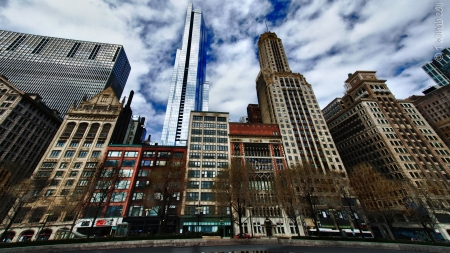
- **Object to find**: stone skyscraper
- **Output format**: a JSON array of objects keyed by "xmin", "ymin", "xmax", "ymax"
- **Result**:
[
  {"xmin": 161, "ymin": 3, "xmax": 209, "ymax": 146},
  {"xmin": 255, "ymin": 32, "xmax": 345, "ymax": 172},
  {"xmin": 0, "ymin": 30, "xmax": 131, "ymax": 116}
]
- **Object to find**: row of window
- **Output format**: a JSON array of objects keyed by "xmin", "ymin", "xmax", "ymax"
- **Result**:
[
  {"xmin": 188, "ymin": 161, "xmax": 228, "ymax": 168},
  {"xmin": 192, "ymin": 122, "xmax": 227, "ymax": 129},
  {"xmin": 56, "ymin": 140, "xmax": 104, "ymax": 147},
  {"xmin": 191, "ymin": 129, "xmax": 227, "ymax": 136},
  {"xmin": 190, "ymin": 144, "xmax": 228, "ymax": 151},
  {"xmin": 190, "ymin": 137, "xmax": 228, "ymax": 143},
  {"xmin": 50, "ymin": 150, "xmax": 101, "ymax": 158},
  {"xmin": 107, "ymin": 151, "xmax": 183, "ymax": 158},
  {"xmin": 192, "ymin": 116, "xmax": 227, "ymax": 122},
  {"xmin": 189, "ymin": 153, "xmax": 228, "ymax": 159},
  {"xmin": 41, "ymin": 162, "xmax": 98, "ymax": 169}
]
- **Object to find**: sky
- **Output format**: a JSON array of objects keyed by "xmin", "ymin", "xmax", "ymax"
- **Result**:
[{"xmin": 1, "ymin": 0, "xmax": 449, "ymax": 142}]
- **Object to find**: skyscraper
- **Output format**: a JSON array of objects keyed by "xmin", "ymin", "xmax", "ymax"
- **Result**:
[
  {"xmin": 161, "ymin": 3, "xmax": 209, "ymax": 146},
  {"xmin": 256, "ymin": 32, "xmax": 345, "ymax": 172},
  {"xmin": 0, "ymin": 30, "xmax": 131, "ymax": 116},
  {"xmin": 422, "ymin": 48, "xmax": 450, "ymax": 86}
]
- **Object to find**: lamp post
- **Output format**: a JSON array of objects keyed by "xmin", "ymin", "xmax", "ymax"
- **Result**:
[
  {"xmin": 196, "ymin": 206, "xmax": 202, "ymax": 233},
  {"xmin": 247, "ymin": 206, "xmax": 253, "ymax": 238}
]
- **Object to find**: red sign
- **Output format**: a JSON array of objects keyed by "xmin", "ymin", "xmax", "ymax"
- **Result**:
[{"xmin": 95, "ymin": 219, "xmax": 107, "ymax": 226}]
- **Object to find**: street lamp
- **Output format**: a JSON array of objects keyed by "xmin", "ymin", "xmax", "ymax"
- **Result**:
[
  {"xmin": 196, "ymin": 206, "xmax": 202, "ymax": 233},
  {"xmin": 247, "ymin": 206, "xmax": 254, "ymax": 238},
  {"xmin": 219, "ymin": 218, "xmax": 224, "ymax": 238}
]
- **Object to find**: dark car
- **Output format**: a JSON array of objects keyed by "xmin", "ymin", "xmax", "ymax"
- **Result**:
[{"xmin": 234, "ymin": 233, "xmax": 251, "ymax": 239}]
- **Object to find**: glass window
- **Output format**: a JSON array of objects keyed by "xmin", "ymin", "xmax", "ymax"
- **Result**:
[
  {"xmin": 189, "ymin": 161, "xmax": 200, "ymax": 167},
  {"xmin": 73, "ymin": 162, "xmax": 82, "ymax": 169},
  {"xmin": 173, "ymin": 152, "xmax": 184, "ymax": 158},
  {"xmin": 188, "ymin": 170, "xmax": 200, "ymax": 178},
  {"xmin": 108, "ymin": 151, "xmax": 122, "ymax": 157},
  {"xmin": 190, "ymin": 144, "xmax": 201, "ymax": 150},
  {"xmin": 56, "ymin": 140, "xmax": 66, "ymax": 147},
  {"xmin": 141, "ymin": 160, "xmax": 153, "ymax": 166},
  {"xmin": 156, "ymin": 160, "xmax": 167, "ymax": 166},
  {"xmin": 218, "ymin": 146, "xmax": 228, "ymax": 151},
  {"xmin": 201, "ymin": 192, "xmax": 215, "ymax": 201},
  {"xmin": 83, "ymin": 142, "xmax": 92, "ymax": 147},
  {"xmin": 105, "ymin": 160, "xmax": 119, "ymax": 166},
  {"xmin": 106, "ymin": 206, "xmax": 123, "ymax": 217},
  {"xmin": 217, "ymin": 117, "xmax": 227, "ymax": 122},
  {"xmin": 217, "ymin": 124, "xmax": 227, "ymax": 129},
  {"xmin": 185, "ymin": 192, "xmax": 199, "ymax": 201},
  {"xmin": 202, "ymin": 161, "xmax": 216, "ymax": 168},
  {"xmin": 187, "ymin": 181, "xmax": 199, "ymax": 189},
  {"xmin": 143, "ymin": 151, "xmax": 155, "ymax": 157},
  {"xmin": 64, "ymin": 150, "xmax": 75, "ymax": 157},
  {"xmin": 42, "ymin": 162, "xmax": 56, "ymax": 168},
  {"xmin": 132, "ymin": 193, "xmax": 144, "ymax": 201},
  {"xmin": 119, "ymin": 170, "xmax": 133, "ymax": 177},
  {"xmin": 111, "ymin": 192, "xmax": 127, "ymax": 202},
  {"xmin": 69, "ymin": 141, "xmax": 79, "ymax": 147},
  {"xmin": 65, "ymin": 180, "xmax": 74, "ymax": 186},
  {"xmin": 138, "ymin": 170, "xmax": 149, "ymax": 177},
  {"xmin": 124, "ymin": 151, "xmax": 138, "ymax": 157},
  {"xmin": 158, "ymin": 152, "xmax": 170, "ymax": 158},
  {"xmin": 203, "ymin": 145, "xmax": 216, "ymax": 151},
  {"xmin": 203, "ymin": 137, "xmax": 216, "ymax": 143},
  {"xmin": 86, "ymin": 162, "xmax": 98, "ymax": 168},
  {"xmin": 202, "ymin": 171, "xmax": 216, "ymax": 178},
  {"xmin": 78, "ymin": 151, "xmax": 88, "ymax": 158},
  {"xmin": 193, "ymin": 116, "xmax": 203, "ymax": 121},
  {"xmin": 204, "ymin": 116, "xmax": 216, "ymax": 121},
  {"xmin": 121, "ymin": 160, "xmax": 136, "ymax": 167},
  {"xmin": 217, "ymin": 162, "xmax": 228, "ymax": 168},
  {"xmin": 91, "ymin": 151, "xmax": 101, "ymax": 158},
  {"xmin": 201, "ymin": 181, "xmax": 214, "ymax": 189},
  {"xmin": 96, "ymin": 141, "xmax": 104, "ymax": 147},
  {"xmin": 115, "ymin": 180, "xmax": 130, "ymax": 189},
  {"xmin": 55, "ymin": 171, "xmax": 64, "ymax": 177},
  {"xmin": 191, "ymin": 129, "xmax": 202, "ymax": 135},
  {"xmin": 69, "ymin": 171, "xmax": 78, "ymax": 177},
  {"xmin": 59, "ymin": 163, "xmax": 68, "ymax": 169}
]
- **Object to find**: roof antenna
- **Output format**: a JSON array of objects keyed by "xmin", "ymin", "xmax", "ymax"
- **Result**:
[{"xmin": 265, "ymin": 20, "xmax": 269, "ymax": 32}]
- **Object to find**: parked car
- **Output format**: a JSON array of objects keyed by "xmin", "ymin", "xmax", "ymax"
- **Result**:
[{"xmin": 234, "ymin": 233, "xmax": 251, "ymax": 239}]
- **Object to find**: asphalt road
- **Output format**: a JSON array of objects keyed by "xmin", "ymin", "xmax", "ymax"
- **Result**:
[{"xmin": 66, "ymin": 245, "xmax": 425, "ymax": 253}]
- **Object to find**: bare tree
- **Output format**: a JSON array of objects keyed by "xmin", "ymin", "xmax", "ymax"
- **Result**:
[
  {"xmin": 348, "ymin": 163, "xmax": 408, "ymax": 240},
  {"xmin": 143, "ymin": 157, "xmax": 185, "ymax": 234},
  {"xmin": 0, "ymin": 177, "xmax": 49, "ymax": 242},
  {"xmin": 215, "ymin": 159, "xmax": 255, "ymax": 237}
]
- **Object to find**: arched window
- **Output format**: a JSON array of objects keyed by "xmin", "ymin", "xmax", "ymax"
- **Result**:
[
  {"xmin": 87, "ymin": 123, "xmax": 100, "ymax": 138},
  {"xmin": 73, "ymin": 123, "xmax": 88, "ymax": 138},
  {"xmin": 100, "ymin": 123, "xmax": 111, "ymax": 138},
  {"xmin": 61, "ymin": 122, "xmax": 76, "ymax": 138}
]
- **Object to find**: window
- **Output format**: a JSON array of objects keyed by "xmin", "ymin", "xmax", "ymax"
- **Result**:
[
  {"xmin": 218, "ymin": 154, "xmax": 228, "ymax": 159},
  {"xmin": 203, "ymin": 145, "xmax": 216, "ymax": 150},
  {"xmin": 59, "ymin": 163, "xmax": 68, "ymax": 169},
  {"xmin": 217, "ymin": 138, "xmax": 227, "ymax": 143},
  {"xmin": 56, "ymin": 140, "xmax": 66, "ymax": 147},
  {"xmin": 78, "ymin": 151, "xmax": 88, "ymax": 158},
  {"xmin": 189, "ymin": 161, "xmax": 200, "ymax": 167},
  {"xmin": 202, "ymin": 161, "xmax": 216, "ymax": 168},
  {"xmin": 190, "ymin": 144, "xmax": 201, "ymax": 150},
  {"xmin": 96, "ymin": 141, "xmax": 104, "ymax": 147},
  {"xmin": 204, "ymin": 130, "xmax": 216, "ymax": 135},
  {"xmin": 119, "ymin": 170, "xmax": 133, "ymax": 177},
  {"xmin": 122, "ymin": 160, "xmax": 136, "ymax": 167},
  {"xmin": 138, "ymin": 170, "xmax": 149, "ymax": 177},
  {"xmin": 141, "ymin": 160, "xmax": 153, "ymax": 166},
  {"xmin": 36, "ymin": 171, "xmax": 51, "ymax": 177},
  {"xmin": 69, "ymin": 141, "xmax": 79, "ymax": 147},
  {"xmin": 185, "ymin": 192, "xmax": 199, "ymax": 201},
  {"xmin": 64, "ymin": 150, "xmax": 75, "ymax": 157},
  {"xmin": 91, "ymin": 151, "xmax": 101, "ymax": 158},
  {"xmin": 202, "ymin": 171, "xmax": 216, "ymax": 178},
  {"xmin": 203, "ymin": 153, "xmax": 215, "ymax": 159},
  {"xmin": 111, "ymin": 192, "xmax": 127, "ymax": 202},
  {"xmin": 69, "ymin": 171, "xmax": 78, "ymax": 177},
  {"xmin": 169, "ymin": 152, "xmax": 182, "ymax": 159},
  {"xmin": 106, "ymin": 206, "xmax": 123, "ymax": 217},
  {"xmin": 55, "ymin": 171, "xmax": 64, "ymax": 177},
  {"xmin": 218, "ymin": 145, "xmax": 228, "ymax": 151},
  {"xmin": 193, "ymin": 122, "xmax": 202, "ymax": 128},
  {"xmin": 158, "ymin": 152, "xmax": 170, "ymax": 158},
  {"xmin": 82, "ymin": 171, "xmax": 93, "ymax": 177},
  {"xmin": 204, "ymin": 116, "xmax": 216, "ymax": 121},
  {"xmin": 78, "ymin": 180, "xmax": 89, "ymax": 186},
  {"xmin": 193, "ymin": 116, "xmax": 203, "ymax": 121},
  {"xmin": 217, "ymin": 117, "xmax": 227, "ymax": 122},
  {"xmin": 217, "ymin": 124, "xmax": 227, "ymax": 129},
  {"xmin": 45, "ymin": 190, "xmax": 54, "ymax": 196},
  {"xmin": 143, "ymin": 151, "xmax": 155, "ymax": 157},
  {"xmin": 201, "ymin": 193, "xmax": 215, "ymax": 201},
  {"xmin": 201, "ymin": 181, "xmax": 214, "ymax": 189},
  {"xmin": 86, "ymin": 162, "xmax": 98, "ymax": 168},
  {"xmin": 50, "ymin": 180, "xmax": 60, "ymax": 186},
  {"xmin": 135, "ymin": 180, "xmax": 149, "ymax": 188},
  {"xmin": 108, "ymin": 151, "xmax": 122, "ymax": 157},
  {"xmin": 217, "ymin": 162, "xmax": 228, "ymax": 168},
  {"xmin": 188, "ymin": 170, "xmax": 200, "ymax": 178},
  {"xmin": 191, "ymin": 137, "xmax": 202, "ymax": 142},
  {"xmin": 191, "ymin": 129, "xmax": 202, "ymax": 135},
  {"xmin": 128, "ymin": 206, "xmax": 142, "ymax": 217},
  {"xmin": 125, "ymin": 151, "xmax": 138, "ymax": 157},
  {"xmin": 61, "ymin": 189, "xmax": 70, "ymax": 196},
  {"xmin": 218, "ymin": 131, "xmax": 227, "ymax": 136},
  {"xmin": 187, "ymin": 181, "xmax": 199, "ymax": 189},
  {"xmin": 203, "ymin": 137, "xmax": 216, "ymax": 142},
  {"xmin": 156, "ymin": 160, "xmax": 167, "ymax": 166},
  {"xmin": 132, "ymin": 193, "xmax": 144, "ymax": 201},
  {"xmin": 65, "ymin": 180, "xmax": 74, "ymax": 186},
  {"xmin": 83, "ymin": 142, "xmax": 92, "ymax": 147},
  {"xmin": 42, "ymin": 162, "xmax": 56, "ymax": 168},
  {"xmin": 73, "ymin": 162, "xmax": 82, "ymax": 169},
  {"xmin": 105, "ymin": 160, "xmax": 119, "ymax": 166},
  {"xmin": 115, "ymin": 180, "xmax": 130, "ymax": 189}
]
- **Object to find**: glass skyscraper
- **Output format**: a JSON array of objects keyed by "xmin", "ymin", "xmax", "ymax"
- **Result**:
[
  {"xmin": 422, "ymin": 48, "xmax": 450, "ymax": 86},
  {"xmin": 0, "ymin": 30, "xmax": 131, "ymax": 116},
  {"xmin": 161, "ymin": 3, "xmax": 209, "ymax": 146}
]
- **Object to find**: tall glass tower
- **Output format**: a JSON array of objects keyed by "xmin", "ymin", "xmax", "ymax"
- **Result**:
[
  {"xmin": 422, "ymin": 48, "xmax": 450, "ymax": 86},
  {"xmin": 0, "ymin": 30, "xmax": 131, "ymax": 116},
  {"xmin": 161, "ymin": 3, "xmax": 209, "ymax": 146}
]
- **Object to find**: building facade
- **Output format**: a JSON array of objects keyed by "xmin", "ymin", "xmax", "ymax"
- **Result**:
[
  {"xmin": 0, "ymin": 87, "xmax": 126, "ymax": 242},
  {"xmin": 247, "ymin": 104, "xmax": 262, "ymax": 123},
  {"xmin": 161, "ymin": 3, "xmax": 209, "ymax": 146},
  {"xmin": 255, "ymin": 32, "xmax": 345, "ymax": 172},
  {"xmin": 0, "ymin": 30, "xmax": 131, "ymax": 116},
  {"xmin": 406, "ymin": 85, "xmax": 450, "ymax": 149},
  {"xmin": 181, "ymin": 111, "xmax": 231, "ymax": 235},
  {"xmin": 323, "ymin": 71, "xmax": 450, "ymax": 239},
  {"xmin": 0, "ymin": 75, "xmax": 61, "ymax": 222},
  {"xmin": 422, "ymin": 48, "xmax": 450, "ymax": 86}
]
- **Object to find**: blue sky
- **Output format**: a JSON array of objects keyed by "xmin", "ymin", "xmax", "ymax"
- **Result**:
[{"xmin": 1, "ymin": 0, "xmax": 449, "ymax": 142}]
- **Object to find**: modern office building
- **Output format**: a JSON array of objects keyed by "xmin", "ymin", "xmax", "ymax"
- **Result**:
[
  {"xmin": 247, "ymin": 104, "xmax": 262, "ymax": 123},
  {"xmin": 406, "ymin": 85, "xmax": 450, "ymax": 149},
  {"xmin": 181, "ymin": 111, "xmax": 230, "ymax": 234},
  {"xmin": 323, "ymin": 71, "xmax": 450, "ymax": 239},
  {"xmin": 0, "ymin": 75, "xmax": 61, "ymax": 222},
  {"xmin": 0, "ymin": 30, "xmax": 131, "ymax": 116},
  {"xmin": 255, "ymin": 32, "xmax": 345, "ymax": 171},
  {"xmin": 0, "ymin": 87, "xmax": 130, "ymax": 241},
  {"xmin": 422, "ymin": 48, "xmax": 450, "ymax": 86},
  {"xmin": 161, "ymin": 3, "xmax": 209, "ymax": 146}
]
